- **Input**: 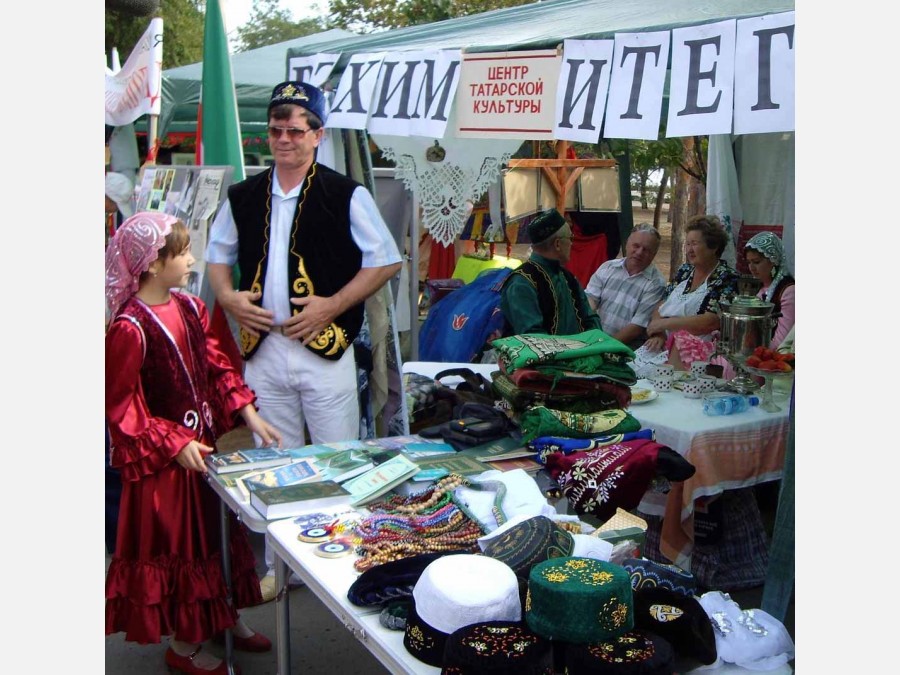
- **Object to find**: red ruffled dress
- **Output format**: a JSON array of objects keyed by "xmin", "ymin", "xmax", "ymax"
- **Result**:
[{"xmin": 105, "ymin": 291, "xmax": 262, "ymax": 644}]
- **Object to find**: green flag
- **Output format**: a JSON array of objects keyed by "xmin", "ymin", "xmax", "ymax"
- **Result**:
[{"xmin": 199, "ymin": 0, "xmax": 245, "ymax": 181}]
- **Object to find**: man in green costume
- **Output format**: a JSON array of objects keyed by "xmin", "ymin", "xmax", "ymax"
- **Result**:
[{"xmin": 501, "ymin": 209, "xmax": 602, "ymax": 336}]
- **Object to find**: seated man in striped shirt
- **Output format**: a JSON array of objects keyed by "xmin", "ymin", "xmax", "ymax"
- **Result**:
[{"xmin": 585, "ymin": 223, "xmax": 666, "ymax": 349}]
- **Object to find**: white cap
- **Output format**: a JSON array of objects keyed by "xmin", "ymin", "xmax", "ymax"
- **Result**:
[
  {"xmin": 105, "ymin": 172, "xmax": 134, "ymax": 218},
  {"xmin": 412, "ymin": 554, "xmax": 521, "ymax": 634}
]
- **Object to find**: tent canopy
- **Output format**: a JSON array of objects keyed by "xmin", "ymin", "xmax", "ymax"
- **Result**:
[
  {"xmin": 155, "ymin": 28, "xmax": 354, "ymax": 137},
  {"xmin": 285, "ymin": 0, "xmax": 793, "ymax": 72}
]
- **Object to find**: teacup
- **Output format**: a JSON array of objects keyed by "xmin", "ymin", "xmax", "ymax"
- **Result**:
[
  {"xmin": 651, "ymin": 376, "xmax": 673, "ymax": 392},
  {"xmin": 697, "ymin": 375, "xmax": 717, "ymax": 393},
  {"xmin": 682, "ymin": 379, "xmax": 704, "ymax": 398},
  {"xmin": 690, "ymin": 360, "xmax": 711, "ymax": 378},
  {"xmin": 650, "ymin": 364, "xmax": 675, "ymax": 380}
]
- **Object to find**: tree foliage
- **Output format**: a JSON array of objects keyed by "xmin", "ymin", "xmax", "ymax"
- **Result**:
[
  {"xmin": 105, "ymin": 0, "xmax": 204, "ymax": 69},
  {"xmin": 328, "ymin": 0, "xmax": 534, "ymax": 33},
  {"xmin": 234, "ymin": 0, "xmax": 326, "ymax": 52}
]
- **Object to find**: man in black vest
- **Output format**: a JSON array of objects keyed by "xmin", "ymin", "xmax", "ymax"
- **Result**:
[
  {"xmin": 500, "ymin": 209, "xmax": 601, "ymax": 336},
  {"xmin": 206, "ymin": 82, "xmax": 402, "ymax": 596}
]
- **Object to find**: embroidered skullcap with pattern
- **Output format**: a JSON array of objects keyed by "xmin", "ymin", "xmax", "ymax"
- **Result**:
[
  {"xmin": 526, "ymin": 557, "xmax": 634, "ymax": 644},
  {"xmin": 268, "ymin": 81, "xmax": 327, "ymax": 124},
  {"xmin": 744, "ymin": 231, "xmax": 793, "ymax": 303},
  {"xmin": 482, "ymin": 515, "xmax": 575, "ymax": 581},
  {"xmin": 105, "ymin": 212, "xmax": 178, "ymax": 317},
  {"xmin": 440, "ymin": 621, "xmax": 554, "ymax": 675},
  {"xmin": 526, "ymin": 209, "xmax": 567, "ymax": 245},
  {"xmin": 562, "ymin": 629, "xmax": 676, "ymax": 675},
  {"xmin": 404, "ymin": 553, "xmax": 522, "ymax": 667},
  {"xmin": 347, "ymin": 551, "xmax": 449, "ymax": 607},
  {"xmin": 623, "ymin": 557, "xmax": 698, "ymax": 598},
  {"xmin": 632, "ymin": 586, "xmax": 717, "ymax": 665}
]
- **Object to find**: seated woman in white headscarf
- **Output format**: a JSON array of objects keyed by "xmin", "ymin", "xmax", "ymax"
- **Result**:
[
  {"xmin": 744, "ymin": 231, "xmax": 795, "ymax": 348},
  {"xmin": 637, "ymin": 215, "xmax": 739, "ymax": 371}
]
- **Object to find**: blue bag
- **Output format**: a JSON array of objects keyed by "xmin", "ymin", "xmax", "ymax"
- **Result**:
[{"xmin": 418, "ymin": 267, "xmax": 512, "ymax": 363}]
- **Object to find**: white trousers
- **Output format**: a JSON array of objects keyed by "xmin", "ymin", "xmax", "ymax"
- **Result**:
[
  {"xmin": 244, "ymin": 332, "xmax": 360, "ymax": 449},
  {"xmin": 244, "ymin": 332, "xmax": 360, "ymax": 574}
]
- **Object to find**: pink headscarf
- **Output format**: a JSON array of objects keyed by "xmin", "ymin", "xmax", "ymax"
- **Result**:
[{"xmin": 105, "ymin": 212, "xmax": 179, "ymax": 317}]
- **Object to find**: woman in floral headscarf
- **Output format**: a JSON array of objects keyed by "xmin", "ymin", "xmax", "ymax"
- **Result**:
[{"xmin": 744, "ymin": 231, "xmax": 795, "ymax": 347}]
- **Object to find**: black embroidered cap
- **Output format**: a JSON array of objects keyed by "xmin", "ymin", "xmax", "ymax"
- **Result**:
[
  {"xmin": 527, "ymin": 209, "xmax": 567, "ymax": 245},
  {"xmin": 483, "ymin": 516, "xmax": 575, "ymax": 581},
  {"xmin": 562, "ymin": 629, "xmax": 676, "ymax": 674},
  {"xmin": 268, "ymin": 81, "xmax": 326, "ymax": 124},
  {"xmin": 405, "ymin": 601, "xmax": 450, "ymax": 666},
  {"xmin": 441, "ymin": 621, "xmax": 554, "ymax": 675},
  {"xmin": 623, "ymin": 558, "xmax": 698, "ymax": 598},
  {"xmin": 347, "ymin": 552, "xmax": 449, "ymax": 607},
  {"xmin": 632, "ymin": 586, "xmax": 717, "ymax": 665}
]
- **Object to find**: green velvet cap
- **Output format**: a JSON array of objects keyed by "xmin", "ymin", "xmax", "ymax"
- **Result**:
[{"xmin": 525, "ymin": 557, "xmax": 634, "ymax": 644}]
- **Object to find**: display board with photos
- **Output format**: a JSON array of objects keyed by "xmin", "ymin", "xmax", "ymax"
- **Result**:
[{"xmin": 135, "ymin": 165, "xmax": 235, "ymax": 301}]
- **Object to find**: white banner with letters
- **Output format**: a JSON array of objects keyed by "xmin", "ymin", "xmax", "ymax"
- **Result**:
[
  {"xmin": 367, "ymin": 49, "xmax": 461, "ymax": 138},
  {"xmin": 733, "ymin": 11, "xmax": 795, "ymax": 135},
  {"xmin": 286, "ymin": 52, "xmax": 341, "ymax": 88},
  {"xmin": 666, "ymin": 19, "xmax": 736, "ymax": 138},
  {"xmin": 285, "ymin": 12, "xmax": 795, "ymax": 139},
  {"xmin": 328, "ymin": 52, "xmax": 387, "ymax": 130},
  {"xmin": 604, "ymin": 31, "xmax": 670, "ymax": 140},
  {"xmin": 554, "ymin": 39, "xmax": 614, "ymax": 143}
]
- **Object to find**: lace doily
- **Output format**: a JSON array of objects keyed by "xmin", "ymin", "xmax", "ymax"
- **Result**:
[{"xmin": 373, "ymin": 133, "xmax": 522, "ymax": 246}]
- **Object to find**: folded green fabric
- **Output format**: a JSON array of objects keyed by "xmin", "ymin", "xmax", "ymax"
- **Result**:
[
  {"xmin": 534, "ymin": 361, "xmax": 638, "ymax": 386},
  {"xmin": 492, "ymin": 329, "xmax": 635, "ymax": 376},
  {"xmin": 518, "ymin": 406, "xmax": 642, "ymax": 443}
]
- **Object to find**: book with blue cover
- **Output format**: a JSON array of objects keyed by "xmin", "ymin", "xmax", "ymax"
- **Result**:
[
  {"xmin": 237, "ymin": 459, "xmax": 322, "ymax": 500},
  {"xmin": 205, "ymin": 447, "xmax": 293, "ymax": 474}
]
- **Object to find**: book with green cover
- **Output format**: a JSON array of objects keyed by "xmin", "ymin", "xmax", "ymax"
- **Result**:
[
  {"xmin": 456, "ymin": 436, "xmax": 532, "ymax": 462},
  {"xmin": 342, "ymin": 454, "xmax": 420, "ymax": 506},
  {"xmin": 411, "ymin": 453, "xmax": 488, "ymax": 477},
  {"xmin": 249, "ymin": 480, "xmax": 351, "ymax": 520}
]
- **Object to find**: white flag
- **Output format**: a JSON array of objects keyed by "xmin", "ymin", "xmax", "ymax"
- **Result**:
[{"xmin": 105, "ymin": 18, "xmax": 163, "ymax": 126}]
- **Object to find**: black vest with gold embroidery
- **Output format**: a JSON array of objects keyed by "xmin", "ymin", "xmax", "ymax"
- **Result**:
[
  {"xmin": 503, "ymin": 259, "xmax": 593, "ymax": 336},
  {"xmin": 228, "ymin": 164, "xmax": 362, "ymax": 361}
]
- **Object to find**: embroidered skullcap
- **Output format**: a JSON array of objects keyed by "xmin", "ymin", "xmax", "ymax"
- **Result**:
[
  {"xmin": 632, "ymin": 586, "xmax": 717, "ymax": 665},
  {"xmin": 525, "ymin": 556, "xmax": 634, "ymax": 644},
  {"xmin": 105, "ymin": 172, "xmax": 134, "ymax": 217},
  {"xmin": 482, "ymin": 515, "xmax": 575, "ymax": 581},
  {"xmin": 105, "ymin": 211, "xmax": 178, "ymax": 317},
  {"xmin": 527, "ymin": 209, "xmax": 567, "ymax": 245},
  {"xmin": 440, "ymin": 621, "xmax": 554, "ymax": 675},
  {"xmin": 347, "ymin": 551, "xmax": 448, "ymax": 607},
  {"xmin": 744, "ymin": 231, "xmax": 793, "ymax": 303},
  {"xmin": 404, "ymin": 553, "xmax": 522, "ymax": 666},
  {"xmin": 622, "ymin": 557, "xmax": 698, "ymax": 598},
  {"xmin": 562, "ymin": 630, "xmax": 676, "ymax": 675},
  {"xmin": 268, "ymin": 81, "xmax": 327, "ymax": 125}
]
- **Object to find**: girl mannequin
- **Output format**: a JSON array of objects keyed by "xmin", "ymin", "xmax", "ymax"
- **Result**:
[{"xmin": 105, "ymin": 212, "xmax": 282, "ymax": 674}]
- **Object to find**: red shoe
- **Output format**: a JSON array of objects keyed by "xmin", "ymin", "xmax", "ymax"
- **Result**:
[
  {"xmin": 164, "ymin": 646, "xmax": 239, "ymax": 675},
  {"xmin": 213, "ymin": 629, "xmax": 272, "ymax": 653}
]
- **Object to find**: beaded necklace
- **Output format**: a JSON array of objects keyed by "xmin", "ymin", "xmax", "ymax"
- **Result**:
[{"xmin": 353, "ymin": 474, "xmax": 487, "ymax": 573}]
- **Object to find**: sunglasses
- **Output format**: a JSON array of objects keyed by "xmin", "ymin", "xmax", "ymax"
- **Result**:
[{"xmin": 267, "ymin": 125, "xmax": 316, "ymax": 140}]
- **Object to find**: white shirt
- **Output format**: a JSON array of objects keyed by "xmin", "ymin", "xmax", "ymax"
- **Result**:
[{"xmin": 206, "ymin": 167, "xmax": 402, "ymax": 325}]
